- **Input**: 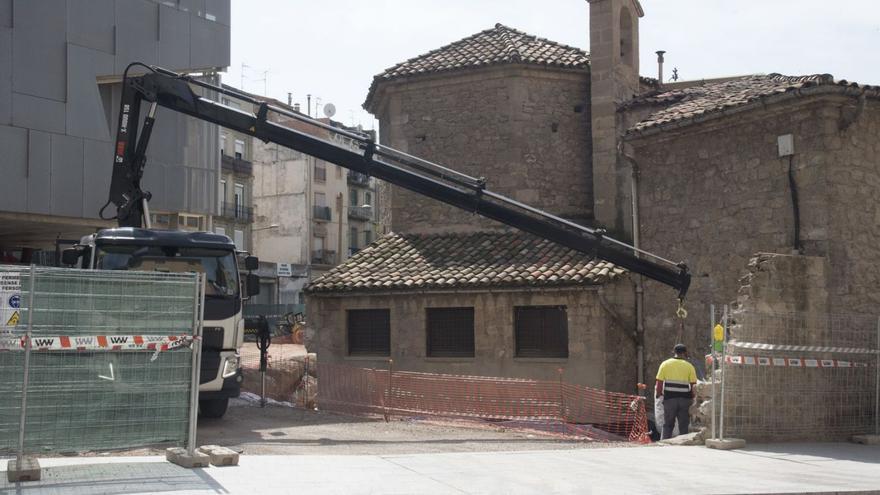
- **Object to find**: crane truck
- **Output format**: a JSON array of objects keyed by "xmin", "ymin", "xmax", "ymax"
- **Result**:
[{"xmin": 64, "ymin": 62, "xmax": 691, "ymax": 418}]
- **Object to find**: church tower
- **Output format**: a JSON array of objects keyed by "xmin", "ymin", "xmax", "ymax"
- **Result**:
[{"xmin": 588, "ymin": 0, "xmax": 643, "ymax": 233}]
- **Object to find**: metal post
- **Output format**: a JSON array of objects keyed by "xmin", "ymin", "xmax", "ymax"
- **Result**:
[
  {"xmin": 875, "ymin": 316, "xmax": 879, "ymax": 435},
  {"xmin": 710, "ymin": 304, "xmax": 716, "ymax": 440},
  {"xmin": 384, "ymin": 359, "xmax": 393, "ymax": 422},
  {"xmin": 719, "ymin": 305, "xmax": 728, "ymax": 441},
  {"xmin": 558, "ymin": 368, "xmax": 566, "ymax": 435},
  {"xmin": 186, "ymin": 274, "xmax": 205, "ymax": 456},
  {"xmin": 16, "ymin": 265, "xmax": 37, "ymax": 466}
]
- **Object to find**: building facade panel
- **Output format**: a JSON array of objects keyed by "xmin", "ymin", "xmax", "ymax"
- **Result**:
[
  {"xmin": 50, "ymin": 133, "xmax": 85, "ymax": 217},
  {"xmin": 66, "ymin": 44, "xmax": 115, "ymax": 141},
  {"xmin": 66, "ymin": 0, "xmax": 116, "ymax": 54},
  {"xmin": 0, "ymin": 124, "xmax": 27, "ymax": 211},
  {"xmin": 26, "ymin": 130, "xmax": 52, "ymax": 215},
  {"xmin": 0, "ymin": 27, "xmax": 11, "ymax": 125},
  {"xmin": 12, "ymin": 0, "xmax": 67, "ymax": 101}
]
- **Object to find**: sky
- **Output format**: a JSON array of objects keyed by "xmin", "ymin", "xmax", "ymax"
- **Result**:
[{"xmin": 225, "ymin": 0, "xmax": 880, "ymax": 130}]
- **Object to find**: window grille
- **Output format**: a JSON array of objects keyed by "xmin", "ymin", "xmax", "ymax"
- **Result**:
[
  {"xmin": 514, "ymin": 306, "xmax": 568, "ymax": 358},
  {"xmin": 426, "ymin": 307, "xmax": 474, "ymax": 357},
  {"xmin": 348, "ymin": 309, "xmax": 390, "ymax": 356}
]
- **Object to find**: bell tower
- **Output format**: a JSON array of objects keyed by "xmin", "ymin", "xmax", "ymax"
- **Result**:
[{"xmin": 588, "ymin": 0, "xmax": 643, "ymax": 232}]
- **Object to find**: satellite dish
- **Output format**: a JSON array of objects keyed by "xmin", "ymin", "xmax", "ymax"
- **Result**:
[{"xmin": 323, "ymin": 103, "xmax": 336, "ymax": 118}]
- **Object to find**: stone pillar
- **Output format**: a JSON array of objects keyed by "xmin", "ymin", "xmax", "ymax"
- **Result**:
[{"xmin": 588, "ymin": 0, "xmax": 643, "ymax": 232}]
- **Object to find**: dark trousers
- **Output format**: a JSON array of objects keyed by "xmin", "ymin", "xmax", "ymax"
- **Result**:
[{"xmin": 662, "ymin": 396, "xmax": 692, "ymax": 439}]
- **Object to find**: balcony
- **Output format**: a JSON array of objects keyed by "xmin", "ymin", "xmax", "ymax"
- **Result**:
[
  {"xmin": 220, "ymin": 202, "xmax": 253, "ymax": 222},
  {"xmin": 311, "ymin": 249, "xmax": 336, "ymax": 265},
  {"xmin": 313, "ymin": 205, "xmax": 332, "ymax": 221},
  {"xmin": 221, "ymin": 154, "xmax": 253, "ymax": 176},
  {"xmin": 347, "ymin": 171, "xmax": 370, "ymax": 186},
  {"xmin": 347, "ymin": 205, "xmax": 372, "ymax": 221}
]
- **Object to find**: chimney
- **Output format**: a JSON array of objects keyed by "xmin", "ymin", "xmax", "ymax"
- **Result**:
[
  {"xmin": 656, "ymin": 50, "xmax": 665, "ymax": 86},
  {"xmin": 293, "ymin": 103, "xmax": 301, "ymax": 113},
  {"xmin": 287, "ymin": 92, "xmax": 292, "ymax": 106}
]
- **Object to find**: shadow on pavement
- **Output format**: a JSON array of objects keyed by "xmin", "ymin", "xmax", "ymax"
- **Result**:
[
  {"xmin": 735, "ymin": 442, "xmax": 880, "ymax": 465},
  {"xmin": 0, "ymin": 462, "xmax": 226, "ymax": 495}
]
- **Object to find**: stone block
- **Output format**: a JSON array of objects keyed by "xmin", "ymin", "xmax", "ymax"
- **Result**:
[
  {"xmin": 705, "ymin": 438, "xmax": 746, "ymax": 450},
  {"xmin": 166, "ymin": 447, "xmax": 210, "ymax": 468},
  {"xmin": 7, "ymin": 456, "xmax": 40, "ymax": 482},
  {"xmin": 197, "ymin": 445, "xmax": 239, "ymax": 466},
  {"xmin": 851, "ymin": 434, "xmax": 880, "ymax": 445},
  {"xmin": 659, "ymin": 428, "xmax": 706, "ymax": 446}
]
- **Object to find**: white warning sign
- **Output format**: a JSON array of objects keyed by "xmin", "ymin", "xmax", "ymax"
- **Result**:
[{"xmin": 1, "ymin": 271, "xmax": 22, "ymax": 330}]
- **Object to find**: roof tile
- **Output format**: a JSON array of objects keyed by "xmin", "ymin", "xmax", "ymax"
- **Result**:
[{"xmin": 307, "ymin": 231, "xmax": 624, "ymax": 294}]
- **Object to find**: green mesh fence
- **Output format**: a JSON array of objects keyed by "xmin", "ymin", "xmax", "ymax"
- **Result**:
[{"xmin": 0, "ymin": 266, "xmax": 200, "ymax": 454}]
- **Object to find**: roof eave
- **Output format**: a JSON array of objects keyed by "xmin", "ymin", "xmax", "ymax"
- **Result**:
[
  {"xmin": 364, "ymin": 62, "xmax": 590, "ymax": 114},
  {"xmin": 625, "ymin": 84, "xmax": 876, "ymax": 141}
]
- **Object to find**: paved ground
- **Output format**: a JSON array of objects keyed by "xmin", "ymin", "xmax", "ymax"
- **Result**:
[
  {"xmin": 197, "ymin": 399, "xmax": 625, "ymax": 455},
  {"xmin": 2, "ymin": 442, "xmax": 878, "ymax": 494}
]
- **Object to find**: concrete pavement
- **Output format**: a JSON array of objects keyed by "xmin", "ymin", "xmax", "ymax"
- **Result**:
[{"xmin": 2, "ymin": 443, "xmax": 879, "ymax": 494}]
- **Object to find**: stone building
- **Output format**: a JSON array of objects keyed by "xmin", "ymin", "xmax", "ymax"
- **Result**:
[
  {"xmin": 307, "ymin": 0, "xmax": 880, "ymax": 394},
  {"xmin": 307, "ymin": 231, "xmax": 635, "ymax": 390}
]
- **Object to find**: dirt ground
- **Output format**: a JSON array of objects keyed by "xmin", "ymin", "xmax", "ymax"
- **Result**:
[{"xmin": 195, "ymin": 399, "xmax": 638, "ymax": 456}]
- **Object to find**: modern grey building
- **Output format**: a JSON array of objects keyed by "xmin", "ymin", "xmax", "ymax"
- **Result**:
[{"xmin": 0, "ymin": 0, "xmax": 230, "ymax": 261}]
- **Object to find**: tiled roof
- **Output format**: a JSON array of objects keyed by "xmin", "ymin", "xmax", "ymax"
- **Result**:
[
  {"xmin": 307, "ymin": 231, "xmax": 624, "ymax": 294},
  {"xmin": 364, "ymin": 23, "xmax": 589, "ymax": 110},
  {"xmin": 627, "ymin": 73, "xmax": 880, "ymax": 134}
]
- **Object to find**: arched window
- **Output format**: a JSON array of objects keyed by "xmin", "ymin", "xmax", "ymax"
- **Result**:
[{"xmin": 619, "ymin": 6, "xmax": 633, "ymax": 67}]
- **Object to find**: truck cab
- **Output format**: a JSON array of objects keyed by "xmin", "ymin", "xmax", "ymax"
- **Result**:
[{"xmin": 63, "ymin": 227, "xmax": 259, "ymax": 418}]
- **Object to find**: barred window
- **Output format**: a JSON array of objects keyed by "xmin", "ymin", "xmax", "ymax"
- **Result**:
[
  {"xmin": 347, "ymin": 309, "xmax": 390, "ymax": 356},
  {"xmin": 514, "ymin": 306, "xmax": 568, "ymax": 358},
  {"xmin": 426, "ymin": 307, "xmax": 474, "ymax": 357}
]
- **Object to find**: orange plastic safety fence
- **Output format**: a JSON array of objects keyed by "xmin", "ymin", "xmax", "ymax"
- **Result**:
[{"xmin": 318, "ymin": 362, "xmax": 649, "ymax": 443}]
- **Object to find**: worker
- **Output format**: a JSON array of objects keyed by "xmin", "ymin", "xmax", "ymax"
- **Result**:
[{"xmin": 655, "ymin": 343, "xmax": 697, "ymax": 439}]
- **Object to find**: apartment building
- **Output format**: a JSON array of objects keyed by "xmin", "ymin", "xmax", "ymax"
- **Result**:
[{"xmin": 244, "ymin": 95, "xmax": 380, "ymax": 305}]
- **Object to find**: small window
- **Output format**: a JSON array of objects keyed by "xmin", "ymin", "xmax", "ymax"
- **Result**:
[
  {"xmin": 314, "ymin": 191, "xmax": 326, "ymax": 207},
  {"xmin": 350, "ymin": 226, "xmax": 358, "ymax": 249},
  {"xmin": 364, "ymin": 191, "xmax": 372, "ymax": 206},
  {"xmin": 364, "ymin": 230, "xmax": 373, "ymax": 244},
  {"xmin": 314, "ymin": 162, "xmax": 326, "ymax": 182},
  {"xmin": 514, "ymin": 306, "xmax": 568, "ymax": 358},
  {"xmin": 220, "ymin": 133, "xmax": 227, "ymax": 155},
  {"xmin": 426, "ymin": 307, "xmax": 474, "ymax": 358},
  {"xmin": 348, "ymin": 309, "xmax": 390, "ymax": 356},
  {"xmin": 234, "ymin": 229, "xmax": 244, "ymax": 250},
  {"xmin": 234, "ymin": 139, "xmax": 245, "ymax": 159},
  {"xmin": 349, "ymin": 188, "xmax": 358, "ymax": 207}
]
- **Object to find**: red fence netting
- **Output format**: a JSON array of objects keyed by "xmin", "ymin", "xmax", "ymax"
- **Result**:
[{"xmin": 318, "ymin": 362, "xmax": 649, "ymax": 443}]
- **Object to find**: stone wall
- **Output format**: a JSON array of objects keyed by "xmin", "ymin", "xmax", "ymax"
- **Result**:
[
  {"xmin": 372, "ymin": 65, "xmax": 593, "ymax": 233},
  {"xmin": 628, "ymin": 97, "xmax": 852, "ymax": 379},
  {"xmin": 825, "ymin": 102, "xmax": 880, "ymax": 313},
  {"xmin": 305, "ymin": 284, "xmax": 637, "ymax": 393}
]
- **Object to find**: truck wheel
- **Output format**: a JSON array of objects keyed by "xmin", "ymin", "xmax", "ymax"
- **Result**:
[{"xmin": 199, "ymin": 398, "xmax": 229, "ymax": 418}]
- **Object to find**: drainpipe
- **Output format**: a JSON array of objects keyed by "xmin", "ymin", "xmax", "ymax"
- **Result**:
[{"xmin": 621, "ymin": 143, "xmax": 646, "ymax": 387}]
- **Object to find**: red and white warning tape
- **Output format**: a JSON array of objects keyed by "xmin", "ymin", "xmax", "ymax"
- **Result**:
[
  {"xmin": 0, "ymin": 334, "xmax": 193, "ymax": 352},
  {"xmin": 724, "ymin": 355, "xmax": 870, "ymax": 368},
  {"xmin": 729, "ymin": 340, "xmax": 879, "ymax": 355}
]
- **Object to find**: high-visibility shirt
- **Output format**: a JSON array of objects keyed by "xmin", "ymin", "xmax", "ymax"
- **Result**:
[{"xmin": 656, "ymin": 357, "xmax": 697, "ymax": 399}]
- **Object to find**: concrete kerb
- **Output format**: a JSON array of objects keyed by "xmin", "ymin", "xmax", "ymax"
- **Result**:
[{"xmin": 6, "ymin": 456, "xmax": 40, "ymax": 482}]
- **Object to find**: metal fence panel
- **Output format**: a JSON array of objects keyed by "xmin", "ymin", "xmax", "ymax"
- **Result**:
[
  {"xmin": 718, "ymin": 309, "xmax": 879, "ymax": 442},
  {"xmin": 0, "ymin": 265, "xmax": 200, "ymax": 454}
]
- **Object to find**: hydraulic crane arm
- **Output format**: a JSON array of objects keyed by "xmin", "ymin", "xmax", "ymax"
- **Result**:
[{"xmin": 104, "ymin": 64, "xmax": 691, "ymax": 300}]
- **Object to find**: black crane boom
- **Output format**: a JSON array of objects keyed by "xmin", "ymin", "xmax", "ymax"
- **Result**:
[{"xmin": 104, "ymin": 64, "xmax": 691, "ymax": 299}]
